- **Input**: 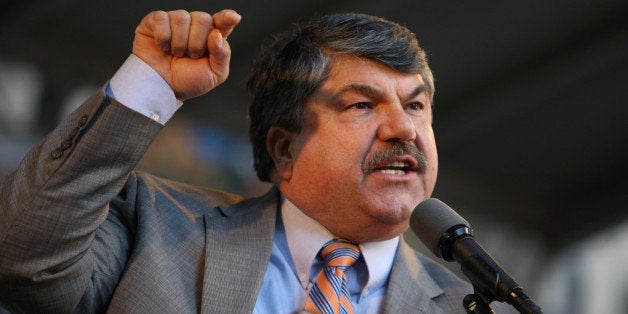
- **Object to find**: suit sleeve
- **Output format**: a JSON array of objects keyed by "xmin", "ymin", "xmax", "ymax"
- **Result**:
[{"xmin": 0, "ymin": 86, "xmax": 163, "ymax": 312}]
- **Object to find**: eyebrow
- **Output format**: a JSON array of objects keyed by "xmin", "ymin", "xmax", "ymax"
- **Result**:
[{"xmin": 336, "ymin": 83, "xmax": 428, "ymax": 101}]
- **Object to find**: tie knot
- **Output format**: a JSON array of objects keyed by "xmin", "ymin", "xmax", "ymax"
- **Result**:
[{"xmin": 320, "ymin": 239, "xmax": 360, "ymax": 269}]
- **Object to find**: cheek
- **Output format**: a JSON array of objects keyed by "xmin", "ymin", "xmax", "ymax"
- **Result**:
[
  {"xmin": 416, "ymin": 126, "xmax": 438, "ymax": 185},
  {"xmin": 294, "ymin": 138, "xmax": 367, "ymax": 199},
  {"xmin": 417, "ymin": 125, "xmax": 437, "ymax": 158},
  {"xmin": 425, "ymin": 160, "xmax": 438, "ymax": 194},
  {"xmin": 311, "ymin": 125, "xmax": 367, "ymax": 161}
]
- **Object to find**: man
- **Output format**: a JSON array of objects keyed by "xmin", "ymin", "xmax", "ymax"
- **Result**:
[{"xmin": 0, "ymin": 9, "xmax": 502, "ymax": 313}]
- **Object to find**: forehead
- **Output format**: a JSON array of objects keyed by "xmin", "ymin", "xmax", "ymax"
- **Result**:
[{"xmin": 321, "ymin": 55, "xmax": 425, "ymax": 96}]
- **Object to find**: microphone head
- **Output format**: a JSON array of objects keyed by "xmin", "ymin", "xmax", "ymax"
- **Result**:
[{"xmin": 410, "ymin": 198, "xmax": 470, "ymax": 258}]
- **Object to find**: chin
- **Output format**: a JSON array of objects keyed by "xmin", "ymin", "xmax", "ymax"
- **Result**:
[{"xmin": 370, "ymin": 205, "xmax": 413, "ymax": 225}]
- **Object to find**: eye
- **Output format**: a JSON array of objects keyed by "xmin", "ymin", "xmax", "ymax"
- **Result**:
[
  {"xmin": 408, "ymin": 102, "xmax": 424, "ymax": 111},
  {"xmin": 351, "ymin": 102, "xmax": 371, "ymax": 110}
]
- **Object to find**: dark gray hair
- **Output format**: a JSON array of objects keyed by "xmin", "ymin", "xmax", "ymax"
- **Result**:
[{"xmin": 247, "ymin": 12, "xmax": 434, "ymax": 182}]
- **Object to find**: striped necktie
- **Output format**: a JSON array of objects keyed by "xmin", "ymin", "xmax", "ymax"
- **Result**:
[{"xmin": 304, "ymin": 239, "xmax": 361, "ymax": 314}]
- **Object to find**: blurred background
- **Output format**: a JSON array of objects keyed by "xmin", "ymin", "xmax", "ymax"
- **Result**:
[{"xmin": 1, "ymin": 0, "xmax": 627, "ymax": 313}]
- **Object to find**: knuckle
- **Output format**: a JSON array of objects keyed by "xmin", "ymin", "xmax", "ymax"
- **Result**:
[
  {"xmin": 188, "ymin": 41, "xmax": 205, "ymax": 53},
  {"xmin": 148, "ymin": 10, "xmax": 169, "ymax": 23},
  {"xmin": 168, "ymin": 9, "xmax": 191, "ymax": 25},
  {"xmin": 191, "ymin": 11, "xmax": 213, "ymax": 26}
]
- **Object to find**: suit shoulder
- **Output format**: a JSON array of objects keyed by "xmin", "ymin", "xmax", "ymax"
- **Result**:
[
  {"xmin": 414, "ymin": 250, "xmax": 470, "ymax": 290},
  {"xmin": 407, "ymin": 247, "xmax": 518, "ymax": 313},
  {"xmin": 118, "ymin": 171, "xmax": 245, "ymax": 211}
]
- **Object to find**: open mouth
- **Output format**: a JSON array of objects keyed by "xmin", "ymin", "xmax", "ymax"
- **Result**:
[
  {"xmin": 374, "ymin": 161, "xmax": 412, "ymax": 175},
  {"xmin": 362, "ymin": 143, "xmax": 425, "ymax": 175}
]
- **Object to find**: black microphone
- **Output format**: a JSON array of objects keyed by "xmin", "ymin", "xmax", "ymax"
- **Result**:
[{"xmin": 409, "ymin": 198, "xmax": 543, "ymax": 314}]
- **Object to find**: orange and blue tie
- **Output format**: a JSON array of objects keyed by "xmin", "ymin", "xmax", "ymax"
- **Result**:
[{"xmin": 304, "ymin": 239, "xmax": 361, "ymax": 314}]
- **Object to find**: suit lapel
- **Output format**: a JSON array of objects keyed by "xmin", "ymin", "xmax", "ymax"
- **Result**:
[
  {"xmin": 383, "ymin": 238, "xmax": 445, "ymax": 313},
  {"xmin": 200, "ymin": 188, "xmax": 279, "ymax": 313}
]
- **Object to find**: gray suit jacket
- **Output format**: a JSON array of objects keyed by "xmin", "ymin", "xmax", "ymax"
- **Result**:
[{"xmin": 0, "ymin": 87, "xmax": 481, "ymax": 313}]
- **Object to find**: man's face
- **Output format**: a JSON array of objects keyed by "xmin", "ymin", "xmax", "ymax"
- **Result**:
[{"xmin": 275, "ymin": 55, "xmax": 438, "ymax": 242}]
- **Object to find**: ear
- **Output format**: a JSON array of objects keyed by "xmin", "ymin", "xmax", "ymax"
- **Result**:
[{"xmin": 266, "ymin": 126, "xmax": 294, "ymax": 181}]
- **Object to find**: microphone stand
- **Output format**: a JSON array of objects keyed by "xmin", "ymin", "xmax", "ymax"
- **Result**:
[
  {"xmin": 442, "ymin": 226, "xmax": 544, "ymax": 314},
  {"xmin": 462, "ymin": 284, "xmax": 543, "ymax": 314},
  {"xmin": 463, "ymin": 289, "xmax": 495, "ymax": 314}
]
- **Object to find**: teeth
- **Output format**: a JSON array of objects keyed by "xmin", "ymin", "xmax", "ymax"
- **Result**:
[
  {"xmin": 379, "ymin": 169, "xmax": 406, "ymax": 175},
  {"xmin": 374, "ymin": 161, "xmax": 410, "ymax": 174},
  {"xmin": 388, "ymin": 161, "xmax": 408, "ymax": 168}
]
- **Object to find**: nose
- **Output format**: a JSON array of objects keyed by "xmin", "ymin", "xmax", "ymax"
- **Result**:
[{"xmin": 377, "ymin": 105, "xmax": 417, "ymax": 143}]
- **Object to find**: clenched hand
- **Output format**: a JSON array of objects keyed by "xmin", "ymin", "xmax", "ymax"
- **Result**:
[{"xmin": 133, "ymin": 9, "xmax": 241, "ymax": 100}]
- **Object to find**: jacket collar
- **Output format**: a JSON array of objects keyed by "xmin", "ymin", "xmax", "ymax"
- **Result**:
[
  {"xmin": 383, "ymin": 237, "xmax": 445, "ymax": 313},
  {"xmin": 201, "ymin": 187, "xmax": 279, "ymax": 313}
]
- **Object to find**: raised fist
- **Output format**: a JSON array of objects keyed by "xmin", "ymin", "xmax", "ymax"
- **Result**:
[{"xmin": 132, "ymin": 9, "xmax": 241, "ymax": 100}]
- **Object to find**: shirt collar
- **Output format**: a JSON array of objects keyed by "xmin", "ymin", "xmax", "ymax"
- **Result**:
[{"xmin": 281, "ymin": 198, "xmax": 399, "ymax": 291}]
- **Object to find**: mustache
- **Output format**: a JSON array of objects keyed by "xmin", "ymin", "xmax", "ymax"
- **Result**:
[{"xmin": 362, "ymin": 142, "xmax": 427, "ymax": 174}]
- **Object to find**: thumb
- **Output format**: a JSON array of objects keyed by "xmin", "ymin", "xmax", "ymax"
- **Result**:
[{"xmin": 207, "ymin": 30, "xmax": 231, "ymax": 84}]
